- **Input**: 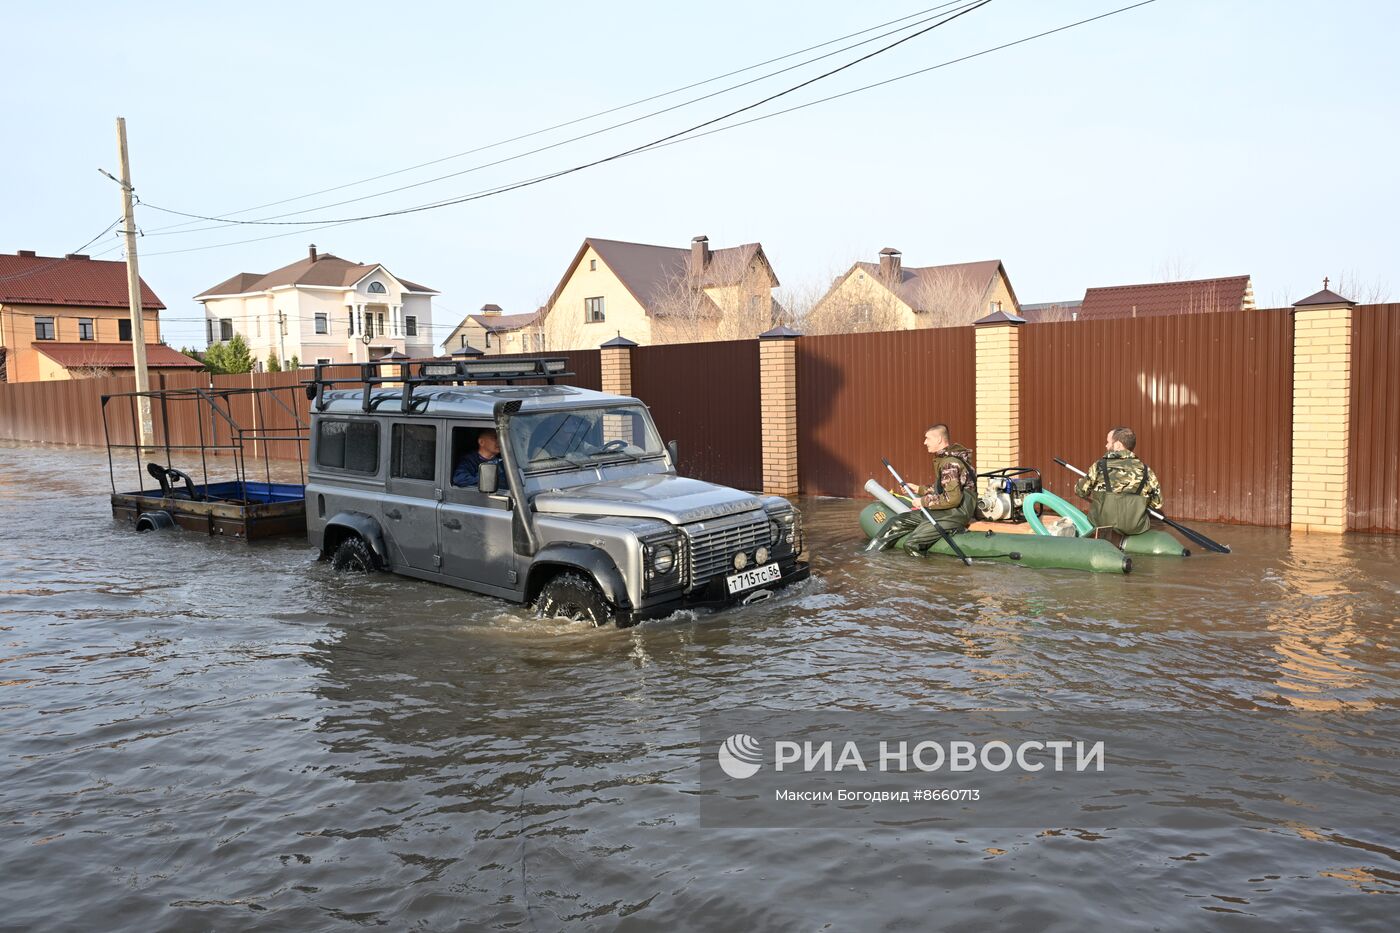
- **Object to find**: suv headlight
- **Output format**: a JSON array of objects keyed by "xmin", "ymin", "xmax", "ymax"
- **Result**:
[
  {"xmin": 642, "ymin": 534, "xmax": 685, "ymax": 594},
  {"xmin": 652, "ymin": 543, "xmax": 676, "ymax": 575},
  {"xmin": 767, "ymin": 508, "xmax": 802, "ymax": 554}
]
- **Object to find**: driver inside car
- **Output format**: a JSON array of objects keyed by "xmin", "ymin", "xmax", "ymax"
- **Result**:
[{"xmin": 452, "ymin": 429, "xmax": 509, "ymax": 490}]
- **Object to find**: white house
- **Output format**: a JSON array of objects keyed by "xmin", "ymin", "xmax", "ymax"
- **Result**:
[{"xmin": 195, "ymin": 245, "xmax": 438, "ymax": 366}]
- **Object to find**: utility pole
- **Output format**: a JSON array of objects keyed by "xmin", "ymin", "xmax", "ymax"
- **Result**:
[
  {"xmin": 108, "ymin": 117, "xmax": 155, "ymax": 450},
  {"xmin": 278, "ymin": 309, "xmax": 288, "ymax": 365}
]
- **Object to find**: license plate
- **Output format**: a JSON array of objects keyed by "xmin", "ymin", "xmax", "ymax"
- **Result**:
[{"xmin": 726, "ymin": 562, "xmax": 782, "ymax": 595}]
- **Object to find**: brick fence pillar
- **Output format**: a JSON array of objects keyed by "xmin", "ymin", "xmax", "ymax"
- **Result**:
[
  {"xmin": 759, "ymin": 326, "xmax": 800, "ymax": 495},
  {"xmin": 600, "ymin": 334, "xmax": 636, "ymax": 396},
  {"xmin": 973, "ymin": 309, "xmax": 1025, "ymax": 474},
  {"xmin": 1289, "ymin": 285, "xmax": 1356, "ymax": 533}
]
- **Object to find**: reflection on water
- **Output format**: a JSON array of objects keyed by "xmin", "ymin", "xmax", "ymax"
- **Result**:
[{"xmin": 0, "ymin": 442, "xmax": 1396, "ymax": 929}]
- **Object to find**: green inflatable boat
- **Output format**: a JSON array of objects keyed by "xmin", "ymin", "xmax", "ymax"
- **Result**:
[{"xmin": 860, "ymin": 502, "xmax": 1133, "ymax": 574}]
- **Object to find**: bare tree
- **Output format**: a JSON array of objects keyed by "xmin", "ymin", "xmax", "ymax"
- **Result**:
[
  {"xmin": 902, "ymin": 268, "xmax": 987, "ymax": 328},
  {"xmin": 1154, "ymin": 254, "xmax": 1197, "ymax": 282},
  {"xmin": 652, "ymin": 250, "xmax": 776, "ymax": 344},
  {"xmin": 61, "ymin": 344, "xmax": 117, "ymax": 379},
  {"xmin": 1332, "ymin": 270, "xmax": 1392, "ymax": 305},
  {"xmin": 800, "ymin": 268, "xmax": 907, "ymax": 336}
]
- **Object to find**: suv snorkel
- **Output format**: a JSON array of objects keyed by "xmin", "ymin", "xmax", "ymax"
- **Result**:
[{"xmin": 494, "ymin": 398, "xmax": 538, "ymax": 556}]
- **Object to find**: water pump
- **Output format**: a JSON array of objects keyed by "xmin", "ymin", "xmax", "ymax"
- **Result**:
[{"xmin": 975, "ymin": 467, "xmax": 1042, "ymax": 523}]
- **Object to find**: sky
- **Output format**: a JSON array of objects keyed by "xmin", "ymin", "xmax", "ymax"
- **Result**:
[{"xmin": 4, "ymin": 0, "xmax": 1398, "ymax": 350}]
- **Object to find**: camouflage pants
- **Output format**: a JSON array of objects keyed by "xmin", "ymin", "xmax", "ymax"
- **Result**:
[{"xmin": 890, "ymin": 512, "xmax": 967, "ymax": 555}]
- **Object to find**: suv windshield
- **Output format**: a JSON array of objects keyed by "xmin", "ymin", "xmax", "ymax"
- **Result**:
[{"xmin": 510, "ymin": 405, "xmax": 665, "ymax": 472}]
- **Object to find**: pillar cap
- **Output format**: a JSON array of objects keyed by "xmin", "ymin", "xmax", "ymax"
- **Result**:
[
  {"xmin": 759, "ymin": 324, "xmax": 801, "ymax": 339},
  {"xmin": 451, "ymin": 344, "xmax": 484, "ymax": 357},
  {"xmin": 377, "ymin": 350, "xmax": 409, "ymax": 361},
  {"xmin": 600, "ymin": 334, "xmax": 638, "ymax": 348},
  {"xmin": 1292, "ymin": 286, "xmax": 1356, "ymax": 309},
  {"xmin": 973, "ymin": 309, "xmax": 1026, "ymax": 326}
]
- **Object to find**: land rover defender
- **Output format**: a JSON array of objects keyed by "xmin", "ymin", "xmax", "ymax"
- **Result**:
[{"xmin": 304, "ymin": 358, "xmax": 808, "ymax": 626}]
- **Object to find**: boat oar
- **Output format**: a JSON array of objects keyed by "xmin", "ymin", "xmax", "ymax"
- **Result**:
[
  {"xmin": 881, "ymin": 457, "xmax": 972, "ymax": 566},
  {"xmin": 1053, "ymin": 458, "xmax": 1231, "ymax": 554}
]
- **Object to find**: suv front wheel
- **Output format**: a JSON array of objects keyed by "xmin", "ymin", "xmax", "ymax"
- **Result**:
[
  {"xmin": 331, "ymin": 535, "xmax": 376, "ymax": 573},
  {"xmin": 534, "ymin": 572, "xmax": 611, "ymax": 627}
]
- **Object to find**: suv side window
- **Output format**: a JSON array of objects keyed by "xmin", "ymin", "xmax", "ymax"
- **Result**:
[
  {"xmin": 317, "ymin": 419, "xmax": 380, "ymax": 473},
  {"xmin": 391, "ymin": 423, "xmax": 437, "ymax": 482}
]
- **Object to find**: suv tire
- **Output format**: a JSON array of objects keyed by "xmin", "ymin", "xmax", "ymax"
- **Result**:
[
  {"xmin": 535, "ymin": 572, "xmax": 612, "ymax": 627},
  {"xmin": 331, "ymin": 535, "xmax": 376, "ymax": 573}
]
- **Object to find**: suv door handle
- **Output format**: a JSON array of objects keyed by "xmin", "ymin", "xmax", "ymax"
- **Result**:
[
  {"xmin": 385, "ymin": 508, "xmax": 403, "ymax": 520},
  {"xmin": 442, "ymin": 518, "xmax": 462, "ymax": 530}
]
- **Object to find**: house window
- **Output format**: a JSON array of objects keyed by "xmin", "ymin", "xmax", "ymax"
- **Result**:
[
  {"xmin": 535, "ymin": 333, "xmax": 545, "ymax": 351},
  {"xmin": 347, "ymin": 308, "xmax": 355, "ymax": 335},
  {"xmin": 316, "ymin": 357, "xmax": 332, "ymax": 365},
  {"xmin": 207, "ymin": 319, "xmax": 214, "ymax": 344},
  {"xmin": 459, "ymin": 334, "xmax": 466, "ymax": 348},
  {"xmin": 590, "ymin": 259, "xmax": 597, "ymax": 271},
  {"xmin": 34, "ymin": 316, "xmax": 55, "ymax": 340},
  {"xmin": 853, "ymin": 303, "xmax": 873, "ymax": 327},
  {"xmin": 78, "ymin": 318, "xmax": 95, "ymax": 340},
  {"xmin": 585, "ymin": 296, "xmax": 605, "ymax": 323},
  {"xmin": 368, "ymin": 281, "xmax": 387, "ymax": 294},
  {"xmin": 315, "ymin": 313, "xmax": 328, "ymax": 334},
  {"xmin": 485, "ymin": 331, "xmax": 492, "ymax": 348},
  {"xmin": 405, "ymin": 315, "xmax": 418, "ymax": 337},
  {"xmin": 220, "ymin": 318, "xmax": 233, "ymax": 341},
  {"xmin": 118, "ymin": 319, "xmax": 133, "ymax": 341}
]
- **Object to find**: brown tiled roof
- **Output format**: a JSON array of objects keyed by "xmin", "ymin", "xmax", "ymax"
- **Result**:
[
  {"xmin": 1079, "ymin": 275, "xmax": 1251, "ymax": 319},
  {"xmin": 33, "ymin": 342, "xmax": 203, "ymax": 369},
  {"xmin": 468, "ymin": 311, "xmax": 539, "ymax": 332},
  {"xmin": 195, "ymin": 252, "xmax": 436, "ymax": 298},
  {"xmin": 0, "ymin": 252, "xmax": 165, "ymax": 309},
  {"xmin": 851, "ymin": 258, "xmax": 1013, "ymax": 312},
  {"xmin": 543, "ymin": 237, "xmax": 778, "ymax": 319}
]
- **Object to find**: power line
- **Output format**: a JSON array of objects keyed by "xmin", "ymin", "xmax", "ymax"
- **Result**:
[
  {"xmin": 140, "ymin": 0, "xmax": 992, "ymax": 229},
  {"xmin": 0, "ymin": 218, "xmax": 123, "ymax": 282},
  {"xmin": 139, "ymin": 2, "xmax": 971, "ymax": 235},
  {"xmin": 136, "ymin": 0, "xmax": 1157, "ymax": 258}
]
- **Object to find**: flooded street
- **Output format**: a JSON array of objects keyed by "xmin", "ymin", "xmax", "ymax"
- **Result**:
[{"xmin": 1, "ymin": 441, "xmax": 1396, "ymax": 930}]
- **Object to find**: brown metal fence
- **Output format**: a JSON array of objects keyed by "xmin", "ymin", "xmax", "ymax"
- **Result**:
[
  {"xmin": 1019, "ymin": 310, "xmax": 1295, "ymax": 526},
  {"xmin": 631, "ymin": 340, "xmax": 763, "ymax": 490},
  {"xmin": 1349, "ymin": 303, "xmax": 1400, "ymax": 533},
  {"xmin": 796, "ymin": 328, "xmax": 976, "ymax": 498}
]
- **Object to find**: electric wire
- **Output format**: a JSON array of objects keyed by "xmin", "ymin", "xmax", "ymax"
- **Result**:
[
  {"xmin": 139, "ymin": 2, "xmax": 971, "ymax": 235},
  {"xmin": 140, "ymin": 0, "xmax": 992, "ymax": 230},
  {"xmin": 136, "ymin": 0, "xmax": 1156, "ymax": 258}
]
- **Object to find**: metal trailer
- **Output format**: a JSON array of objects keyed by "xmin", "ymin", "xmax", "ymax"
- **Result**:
[{"xmin": 102, "ymin": 383, "xmax": 309, "ymax": 540}]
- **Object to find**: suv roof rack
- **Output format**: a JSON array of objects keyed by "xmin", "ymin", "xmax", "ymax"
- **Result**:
[{"xmin": 305, "ymin": 357, "xmax": 575, "ymax": 413}]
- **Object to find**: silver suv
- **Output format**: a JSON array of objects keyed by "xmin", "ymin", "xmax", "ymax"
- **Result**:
[{"xmin": 305, "ymin": 358, "xmax": 808, "ymax": 626}]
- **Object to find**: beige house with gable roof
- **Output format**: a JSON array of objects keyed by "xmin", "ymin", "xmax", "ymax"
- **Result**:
[
  {"xmin": 808, "ymin": 247, "xmax": 1020, "ymax": 334},
  {"xmin": 441, "ymin": 304, "xmax": 545, "ymax": 356},
  {"xmin": 539, "ymin": 235, "xmax": 780, "ymax": 350},
  {"xmin": 195, "ymin": 245, "xmax": 438, "ymax": 367}
]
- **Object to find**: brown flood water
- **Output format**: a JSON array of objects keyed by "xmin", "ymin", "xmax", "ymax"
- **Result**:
[{"xmin": 0, "ymin": 441, "xmax": 1396, "ymax": 930}]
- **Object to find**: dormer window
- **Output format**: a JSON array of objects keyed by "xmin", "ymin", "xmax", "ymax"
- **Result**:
[{"xmin": 367, "ymin": 281, "xmax": 387, "ymax": 294}]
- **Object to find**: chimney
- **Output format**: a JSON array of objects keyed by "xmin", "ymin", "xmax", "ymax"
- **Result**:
[
  {"xmin": 878, "ymin": 247, "xmax": 902, "ymax": 279},
  {"xmin": 691, "ymin": 235, "xmax": 711, "ymax": 275},
  {"xmin": 17, "ymin": 250, "xmax": 36, "ymax": 258},
  {"xmin": 308, "ymin": 243, "xmax": 318, "ymax": 262},
  {"xmin": 64, "ymin": 253, "xmax": 90, "ymax": 261}
]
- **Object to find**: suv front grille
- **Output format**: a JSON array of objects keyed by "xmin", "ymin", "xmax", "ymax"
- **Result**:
[{"xmin": 681, "ymin": 513, "xmax": 772, "ymax": 588}]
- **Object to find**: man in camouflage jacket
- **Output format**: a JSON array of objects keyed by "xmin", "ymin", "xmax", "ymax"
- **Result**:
[
  {"xmin": 900, "ymin": 423, "xmax": 977, "ymax": 554},
  {"xmin": 1074, "ymin": 426, "xmax": 1163, "ymax": 536}
]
